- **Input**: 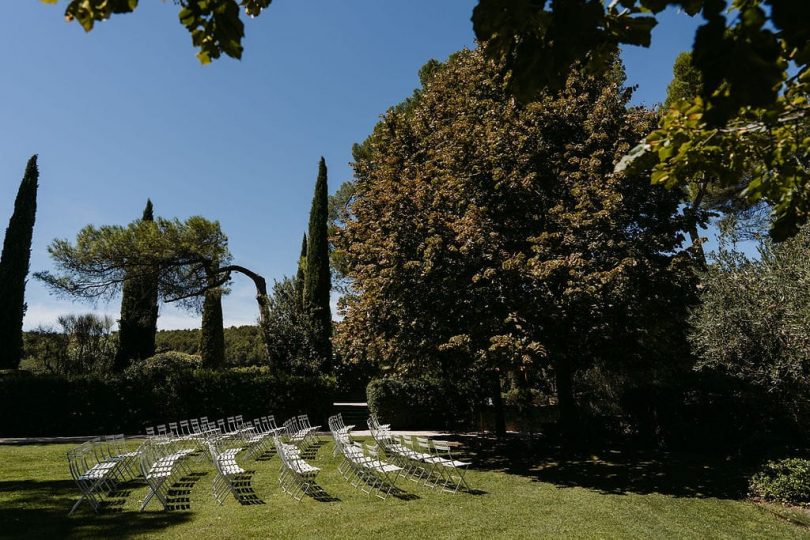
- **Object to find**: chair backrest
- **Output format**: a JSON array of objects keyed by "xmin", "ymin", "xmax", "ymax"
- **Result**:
[
  {"xmin": 416, "ymin": 436, "xmax": 431, "ymax": 452},
  {"xmin": 169, "ymin": 422, "xmax": 180, "ymax": 436},
  {"xmin": 179, "ymin": 420, "xmax": 191, "ymax": 435},
  {"xmin": 157, "ymin": 424, "xmax": 167, "ymax": 436},
  {"xmin": 433, "ymin": 440, "xmax": 451, "ymax": 453},
  {"xmin": 190, "ymin": 419, "xmax": 201, "ymax": 433},
  {"xmin": 217, "ymin": 418, "xmax": 227, "ymax": 433},
  {"xmin": 200, "ymin": 416, "xmax": 209, "ymax": 426}
]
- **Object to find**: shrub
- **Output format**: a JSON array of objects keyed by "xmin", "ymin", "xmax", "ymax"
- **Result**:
[
  {"xmin": 750, "ymin": 458, "xmax": 810, "ymax": 505},
  {"xmin": 366, "ymin": 377, "xmax": 480, "ymax": 430},
  {"xmin": 0, "ymin": 369, "xmax": 335, "ymax": 437}
]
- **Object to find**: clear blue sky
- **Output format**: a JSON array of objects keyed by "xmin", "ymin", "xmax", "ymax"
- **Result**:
[{"xmin": 0, "ymin": 2, "xmax": 701, "ymax": 330}]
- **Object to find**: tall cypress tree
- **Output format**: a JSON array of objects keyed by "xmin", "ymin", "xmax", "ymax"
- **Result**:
[
  {"xmin": 295, "ymin": 233, "xmax": 307, "ymax": 309},
  {"xmin": 200, "ymin": 287, "xmax": 225, "ymax": 368},
  {"xmin": 303, "ymin": 157, "xmax": 332, "ymax": 366},
  {"xmin": 0, "ymin": 155, "xmax": 39, "ymax": 370},
  {"xmin": 114, "ymin": 199, "xmax": 160, "ymax": 370}
]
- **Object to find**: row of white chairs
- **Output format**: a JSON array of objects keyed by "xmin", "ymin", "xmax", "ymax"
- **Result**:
[
  {"xmin": 368, "ymin": 416, "xmax": 472, "ymax": 494},
  {"xmin": 67, "ymin": 435, "xmax": 140, "ymax": 515},
  {"xmin": 329, "ymin": 415, "xmax": 404, "ymax": 500},
  {"xmin": 273, "ymin": 434, "xmax": 321, "ymax": 501}
]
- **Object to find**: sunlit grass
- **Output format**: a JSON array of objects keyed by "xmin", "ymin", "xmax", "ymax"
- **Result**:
[{"xmin": 0, "ymin": 439, "xmax": 808, "ymax": 539}]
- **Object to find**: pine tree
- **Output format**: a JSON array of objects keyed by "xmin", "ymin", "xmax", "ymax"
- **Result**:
[
  {"xmin": 114, "ymin": 199, "xmax": 160, "ymax": 370},
  {"xmin": 295, "ymin": 233, "xmax": 307, "ymax": 309},
  {"xmin": 303, "ymin": 157, "xmax": 332, "ymax": 367},
  {"xmin": 0, "ymin": 155, "xmax": 39, "ymax": 370},
  {"xmin": 200, "ymin": 287, "xmax": 225, "ymax": 368}
]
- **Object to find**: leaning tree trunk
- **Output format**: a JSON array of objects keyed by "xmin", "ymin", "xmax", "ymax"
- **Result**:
[{"xmin": 218, "ymin": 265, "xmax": 273, "ymax": 361}]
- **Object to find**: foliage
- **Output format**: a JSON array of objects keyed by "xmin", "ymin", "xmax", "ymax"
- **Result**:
[
  {"xmin": 664, "ymin": 52, "xmax": 703, "ymax": 110},
  {"xmin": 23, "ymin": 314, "xmax": 116, "ymax": 375},
  {"xmin": 263, "ymin": 277, "xmax": 321, "ymax": 376},
  {"xmin": 295, "ymin": 233, "xmax": 306, "ymax": 308},
  {"xmin": 199, "ymin": 287, "xmax": 225, "ymax": 368},
  {"xmin": 750, "ymin": 458, "xmax": 810, "ymax": 505},
  {"xmin": 336, "ymin": 48, "xmax": 696, "ymax": 436},
  {"xmin": 0, "ymin": 368, "xmax": 334, "ymax": 437},
  {"xmin": 689, "ymin": 226, "xmax": 810, "ymax": 418},
  {"xmin": 115, "ymin": 199, "xmax": 159, "ymax": 369},
  {"xmin": 42, "ymin": 0, "xmax": 273, "ymax": 63},
  {"xmin": 0, "ymin": 155, "xmax": 39, "ymax": 370},
  {"xmin": 134, "ymin": 350, "xmax": 203, "ymax": 374},
  {"xmin": 153, "ymin": 325, "xmax": 266, "ymax": 365},
  {"xmin": 366, "ymin": 377, "xmax": 481, "ymax": 430},
  {"xmin": 474, "ymin": 0, "xmax": 810, "ymax": 241},
  {"xmin": 37, "ymin": 215, "xmax": 231, "ymax": 310},
  {"xmin": 303, "ymin": 157, "xmax": 332, "ymax": 366}
]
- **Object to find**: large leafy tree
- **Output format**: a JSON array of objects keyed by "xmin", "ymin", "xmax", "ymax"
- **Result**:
[
  {"xmin": 336, "ymin": 49, "xmax": 696, "ymax": 437},
  {"xmin": 0, "ymin": 155, "xmax": 39, "ymax": 370},
  {"xmin": 304, "ymin": 158, "xmax": 332, "ymax": 367},
  {"xmin": 114, "ymin": 199, "xmax": 160, "ymax": 370}
]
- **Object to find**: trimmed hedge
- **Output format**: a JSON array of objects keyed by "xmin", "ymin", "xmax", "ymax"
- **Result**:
[
  {"xmin": 750, "ymin": 458, "xmax": 810, "ymax": 506},
  {"xmin": 366, "ymin": 377, "xmax": 480, "ymax": 430},
  {"xmin": 0, "ymin": 367, "xmax": 335, "ymax": 437}
]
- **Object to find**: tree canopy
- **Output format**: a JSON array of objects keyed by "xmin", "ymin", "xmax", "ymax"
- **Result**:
[{"xmin": 335, "ymin": 49, "xmax": 697, "ymax": 435}]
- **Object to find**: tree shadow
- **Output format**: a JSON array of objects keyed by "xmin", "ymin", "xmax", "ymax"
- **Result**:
[
  {"xmin": 459, "ymin": 434, "xmax": 754, "ymax": 500},
  {"xmin": 0, "ymin": 479, "xmax": 192, "ymax": 538}
]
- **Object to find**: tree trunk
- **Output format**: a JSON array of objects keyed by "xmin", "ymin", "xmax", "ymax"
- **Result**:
[
  {"xmin": 555, "ymin": 357, "xmax": 577, "ymax": 444},
  {"xmin": 686, "ymin": 180, "xmax": 708, "ymax": 268},
  {"xmin": 492, "ymin": 370, "xmax": 506, "ymax": 438},
  {"xmin": 200, "ymin": 287, "xmax": 225, "ymax": 368},
  {"xmin": 218, "ymin": 265, "xmax": 273, "ymax": 362}
]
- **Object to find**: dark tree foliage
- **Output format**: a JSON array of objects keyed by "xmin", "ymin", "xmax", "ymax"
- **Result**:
[
  {"xmin": 114, "ymin": 199, "xmax": 160, "ymax": 370},
  {"xmin": 304, "ymin": 158, "xmax": 332, "ymax": 367},
  {"xmin": 0, "ymin": 155, "xmax": 39, "ymax": 370},
  {"xmin": 200, "ymin": 287, "xmax": 225, "ymax": 368},
  {"xmin": 264, "ymin": 277, "xmax": 321, "ymax": 376},
  {"xmin": 296, "ymin": 233, "xmax": 307, "ymax": 310}
]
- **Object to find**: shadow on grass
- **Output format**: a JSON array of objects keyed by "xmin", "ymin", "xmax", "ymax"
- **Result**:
[
  {"xmin": 299, "ymin": 440, "xmax": 328, "ymax": 460},
  {"xmin": 304, "ymin": 481, "xmax": 341, "ymax": 502},
  {"xmin": 459, "ymin": 435, "xmax": 752, "ymax": 500},
  {"xmin": 229, "ymin": 471, "xmax": 265, "ymax": 505},
  {"xmin": 0, "ymin": 479, "xmax": 193, "ymax": 538}
]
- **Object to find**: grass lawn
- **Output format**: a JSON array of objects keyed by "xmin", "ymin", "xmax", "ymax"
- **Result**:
[{"xmin": 0, "ymin": 437, "xmax": 808, "ymax": 539}]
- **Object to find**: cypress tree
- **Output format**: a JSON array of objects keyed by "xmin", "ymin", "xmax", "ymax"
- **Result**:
[
  {"xmin": 303, "ymin": 157, "xmax": 332, "ymax": 366},
  {"xmin": 0, "ymin": 155, "xmax": 39, "ymax": 370},
  {"xmin": 295, "ymin": 233, "xmax": 307, "ymax": 309},
  {"xmin": 114, "ymin": 199, "xmax": 160, "ymax": 370},
  {"xmin": 200, "ymin": 287, "xmax": 225, "ymax": 368}
]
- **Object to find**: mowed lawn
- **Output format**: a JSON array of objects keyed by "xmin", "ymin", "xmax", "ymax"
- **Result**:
[{"xmin": 1, "ymin": 438, "xmax": 808, "ymax": 539}]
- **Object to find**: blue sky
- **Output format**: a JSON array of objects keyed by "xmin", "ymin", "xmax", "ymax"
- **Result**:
[{"xmin": 0, "ymin": 1, "xmax": 702, "ymax": 330}]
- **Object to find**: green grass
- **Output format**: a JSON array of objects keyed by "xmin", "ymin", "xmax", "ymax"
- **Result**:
[{"xmin": 1, "ymin": 438, "xmax": 808, "ymax": 539}]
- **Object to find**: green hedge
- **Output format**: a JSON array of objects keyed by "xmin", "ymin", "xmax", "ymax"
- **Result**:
[
  {"xmin": 0, "ymin": 367, "xmax": 335, "ymax": 437},
  {"xmin": 366, "ymin": 377, "xmax": 480, "ymax": 430},
  {"xmin": 750, "ymin": 458, "xmax": 810, "ymax": 505}
]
